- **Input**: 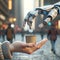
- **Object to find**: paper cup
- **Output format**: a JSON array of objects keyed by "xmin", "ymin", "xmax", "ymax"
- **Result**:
[{"xmin": 26, "ymin": 35, "xmax": 36, "ymax": 43}]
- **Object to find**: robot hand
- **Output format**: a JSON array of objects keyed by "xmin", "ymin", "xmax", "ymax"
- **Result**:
[{"xmin": 23, "ymin": 20, "xmax": 33, "ymax": 32}]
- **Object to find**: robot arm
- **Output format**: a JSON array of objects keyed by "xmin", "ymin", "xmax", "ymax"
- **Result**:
[
  {"xmin": 23, "ymin": 2, "xmax": 60, "ymax": 31},
  {"xmin": 39, "ymin": 2, "xmax": 60, "ymax": 28}
]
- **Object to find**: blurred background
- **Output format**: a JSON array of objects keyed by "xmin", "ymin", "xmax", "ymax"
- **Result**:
[
  {"xmin": 0, "ymin": 0, "xmax": 60, "ymax": 34},
  {"xmin": 0, "ymin": 0, "xmax": 60, "ymax": 60}
]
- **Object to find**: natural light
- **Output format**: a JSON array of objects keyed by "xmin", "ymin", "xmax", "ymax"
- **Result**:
[{"xmin": 24, "ymin": 0, "xmax": 34, "ymax": 18}]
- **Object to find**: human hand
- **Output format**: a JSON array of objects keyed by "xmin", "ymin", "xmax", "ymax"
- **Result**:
[{"xmin": 11, "ymin": 38, "xmax": 48, "ymax": 54}]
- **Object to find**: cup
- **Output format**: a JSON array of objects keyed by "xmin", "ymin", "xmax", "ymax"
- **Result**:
[{"xmin": 26, "ymin": 35, "xmax": 36, "ymax": 44}]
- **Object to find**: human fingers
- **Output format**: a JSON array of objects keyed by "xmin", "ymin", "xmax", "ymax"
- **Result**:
[{"xmin": 36, "ymin": 38, "xmax": 48, "ymax": 49}]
